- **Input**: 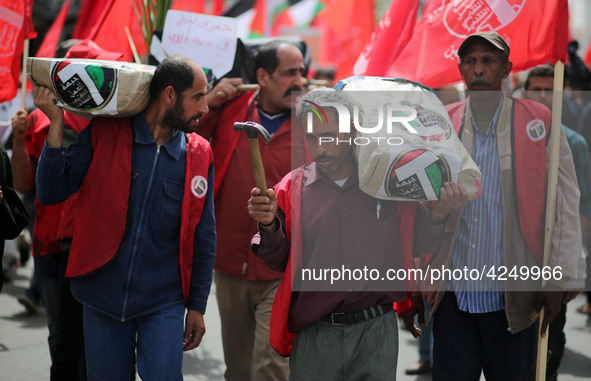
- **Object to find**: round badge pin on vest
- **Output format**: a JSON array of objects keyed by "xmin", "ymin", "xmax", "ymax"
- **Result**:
[
  {"xmin": 191, "ymin": 176, "xmax": 208, "ymax": 198},
  {"xmin": 526, "ymin": 119, "xmax": 546, "ymax": 142}
]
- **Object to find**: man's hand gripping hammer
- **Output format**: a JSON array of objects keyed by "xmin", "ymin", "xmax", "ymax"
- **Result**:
[{"xmin": 233, "ymin": 121, "xmax": 272, "ymax": 193}]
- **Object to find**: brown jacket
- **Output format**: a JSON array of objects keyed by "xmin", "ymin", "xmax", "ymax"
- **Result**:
[{"xmin": 423, "ymin": 96, "xmax": 580, "ymax": 334}]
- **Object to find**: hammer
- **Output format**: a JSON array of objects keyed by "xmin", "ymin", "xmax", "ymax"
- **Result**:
[{"xmin": 233, "ymin": 121, "xmax": 272, "ymax": 193}]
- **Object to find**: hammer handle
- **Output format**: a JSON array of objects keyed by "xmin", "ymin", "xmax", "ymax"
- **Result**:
[{"xmin": 247, "ymin": 138, "xmax": 267, "ymax": 192}]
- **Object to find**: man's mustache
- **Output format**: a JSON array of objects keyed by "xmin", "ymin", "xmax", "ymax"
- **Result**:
[
  {"xmin": 283, "ymin": 86, "xmax": 302, "ymax": 97},
  {"xmin": 314, "ymin": 154, "xmax": 336, "ymax": 162},
  {"xmin": 469, "ymin": 78, "xmax": 491, "ymax": 87}
]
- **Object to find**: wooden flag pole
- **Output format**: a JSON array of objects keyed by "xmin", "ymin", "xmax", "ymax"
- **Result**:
[
  {"xmin": 21, "ymin": 38, "xmax": 30, "ymax": 109},
  {"xmin": 535, "ymin": 60, "xmax": 565, "ymax": 381},
  {"xmin": 124, "ymin": 26, "xmax": 142, "ymax": 64}
]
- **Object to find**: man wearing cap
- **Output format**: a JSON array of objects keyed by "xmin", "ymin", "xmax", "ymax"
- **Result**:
[{"xmin": 422, "ymin": 32, "xmax": 580, "ymax": 380}]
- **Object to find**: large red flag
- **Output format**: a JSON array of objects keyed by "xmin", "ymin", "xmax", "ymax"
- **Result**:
[
  {"xmin": 315, "ymin": 0, "xmax": 374, "ymax": 80},
  {"xmin": 0, "ymin": 0, "xmax": 35, "ymax": 102},
  {"xmin": 353, "ymin": 0, "xmax": 419, "ymax": 77},
  {"xmin": 87, "ymin": 0, "xmax": 147, "ymax": 62},
  {"xmin": 387, "ymin": 0, "xmax": 569, "ymax": 89},
  {"xmin": 72, "ymin": 0, "xmax": 147, "ymax": 62},
  {"xmin": 72, "ymin": 0, "xmax": 113, "ymax": 40},
  {"xmin": 35, "ymin": 0, "xmax": 72, "ymax": 58}
]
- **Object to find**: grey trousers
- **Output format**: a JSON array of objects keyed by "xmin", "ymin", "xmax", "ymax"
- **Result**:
[{"xmin": 289, "ymin": 310, "xmax": 399, "ymax": 381}]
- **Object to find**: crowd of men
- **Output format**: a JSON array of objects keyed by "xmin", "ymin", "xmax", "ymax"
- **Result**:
[{"xmin": 1, "ymin": 30, "xmax": 590, "ymax": 381}]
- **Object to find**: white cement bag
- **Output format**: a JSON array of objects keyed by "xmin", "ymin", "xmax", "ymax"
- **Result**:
[
  {"xmin": 28, "ymin": 58, "xmax": 155, "ymax": 118},
  {"xmin": 339, "ymin": 77, "xmax": 481, "ymax": 201}
]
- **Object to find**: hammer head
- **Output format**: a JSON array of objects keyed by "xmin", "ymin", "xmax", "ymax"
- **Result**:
[{"xmin": 233, "ymin": 121, "xmax": 271, "ymax": 144}]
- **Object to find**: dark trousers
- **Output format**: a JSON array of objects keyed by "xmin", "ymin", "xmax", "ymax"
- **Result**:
[
  {"xmin": 546, "ymin": 303, "xmax": 567, "ymax": 378},
  {"xmin": 50, "ymin": 249, "xmax": 87, "ymax": 381},
  {"xmin": 432, "ymin": 292, "xmax": 537, "ymax": 381}
]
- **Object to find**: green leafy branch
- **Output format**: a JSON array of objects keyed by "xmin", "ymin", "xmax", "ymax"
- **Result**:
[{"xmin": 131, "ymin": 0, "xmax": 173, "ymax": 54}]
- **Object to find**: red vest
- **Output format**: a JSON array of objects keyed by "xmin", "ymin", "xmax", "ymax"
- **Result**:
[
  {"xmin": 269, "ymin": 167, "xmax": 417, "ymax": 357},
  {"xmin": 27, "ymin": 109, "xmax": 88, "ymax": 256},
  {"xmin": 446, "ymin": 98, "xmax": 549, "ymax": 264},
  {"xmin": 209, "ymin": 91, "xmax": 258, "ymax": 197},
  {"xmin": 66, "ymin": 118, "xmax": 213, "ymax": 303}
]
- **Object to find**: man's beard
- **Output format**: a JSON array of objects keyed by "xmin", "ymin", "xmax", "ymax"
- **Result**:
[{"xmin": 161, "ymin": 98, "xmax": 201, "ymax": 133}]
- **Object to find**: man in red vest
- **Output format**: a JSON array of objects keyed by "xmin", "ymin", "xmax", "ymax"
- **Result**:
[
  {"xmin": 428, "ymin": 32, "xmax": 580, "ymax": 380},
  {"xmin": 197, "ymin": 40, "xmax": 309, "ymax": 381},
  {"xmin": 11, "ymin": 40, "xmax": 124, "ymax": 380},
  {"xmin": 248, "ymin": 87, "xmax": 467, "ymax": 380},
  {"xmin": 33, "ymin": 56, "xmax": 216, "ymax": 380}
]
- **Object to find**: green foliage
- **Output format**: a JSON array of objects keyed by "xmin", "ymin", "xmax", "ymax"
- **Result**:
[{"xmin": 132, "ymin": 0, "xmax": 173, "ymax": 54}]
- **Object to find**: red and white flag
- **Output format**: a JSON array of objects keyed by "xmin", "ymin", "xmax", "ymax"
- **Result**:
[
  {"xmin": 353, "ymin": 0, "xmax": 419, "ymax": 77},
  {"xmin": 0, "ymin": 0, "xmax": 35, "ymax": 103},
  {"xmin": 387, "ymin": 0, "xmax": 569, "ymax": 89}
]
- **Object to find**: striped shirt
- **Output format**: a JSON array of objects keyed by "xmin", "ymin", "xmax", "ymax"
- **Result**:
[{"xmin": 451, "ymin": 100, "xmax": 504, "ymax": 313}]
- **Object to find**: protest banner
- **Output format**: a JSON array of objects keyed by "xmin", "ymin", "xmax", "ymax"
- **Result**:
[{"xmin": 161, "ymin": 10, "xmax": 238, "ymax": 78}]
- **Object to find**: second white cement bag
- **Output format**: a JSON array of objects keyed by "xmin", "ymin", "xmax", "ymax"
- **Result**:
[{"xmin": 338, "ymin": 76, "xmax": 481, "ymax": 201}]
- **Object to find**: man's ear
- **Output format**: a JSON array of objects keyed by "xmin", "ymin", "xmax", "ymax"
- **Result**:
[
  {"xmin": 503, "ymin": 61, "xmax": 513, "ymax": 79},
  {"xmin": 162, "ymin": 85, "xmax": 176, "ymax": 106},
  {"xmin": 257, "ymin": 68, "xmax": 269, "ymax": 87}
]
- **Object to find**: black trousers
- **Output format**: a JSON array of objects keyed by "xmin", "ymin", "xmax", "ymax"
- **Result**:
[
  {"xmin": 50, "ymin": 249, "xmax": 86, "ymax": 381},
  {"xmin": 546, "ymin": 303, "xmax": 567, "ymax": 378},
  {"xmin": 432, "ymin": 292, "xmax": 537, "ymax": 381}
]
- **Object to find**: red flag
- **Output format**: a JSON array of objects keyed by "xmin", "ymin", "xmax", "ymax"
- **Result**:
[
  {"xmin": 249, "ymin": 0, "xmax": 291, "ymax": 38},
  {"xmin": 23, "ymin": 0, "xmax": 36, "ymax": 39},
  {"xmin": 171, "ymin": 0, "xmax": 224, "ymax": 15},
  {"xmin": 585, "ymin": 39, "xmax": 591, "ymax": 68},
  {"xmin": 315, "ymin": 0, "xmax": 374, "ymax": 80},
  {"xmin": 81, "ymin": 0, "xmax": 147, "ymax": 62},
  {"xmin": 35, "ymin": 0, "xmax": 72, "ymax": 58},
  {"xmin": 171, "ymin": 0, "xmax": 205, "ymax": 14},
  {"xmin": 271, "ymin": 0, "xmax": 323, "ymax": 36},
  {"xmin": 387, "ymin": 0, "xmax": 569, "ymax": 89},
  {"xmin": 72, "ymin": 0, "xmax": 113, "ymax": 39},
  {"xmin": 249, "ymin": 0, "xmax": 268, "ymax": 37},
  {"xmin": 0, "ymin": 0, "xmax": 28, "ymax": 102},
  {"xmin": 211, "ymin": 0, "xmax": 225, "ymax": 15},
  {"xmin": 353, "ymin": 0, "xmax": 419, "ymax": 77}
]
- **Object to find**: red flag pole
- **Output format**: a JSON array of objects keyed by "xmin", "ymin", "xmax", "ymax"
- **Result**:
[
  {"xmin": 20, "ymin": 38, "xmax": 29, "ymax": 109},
  {"xmin": 535, "ymin": 59, "xmax": 565, "ymax": 381}
]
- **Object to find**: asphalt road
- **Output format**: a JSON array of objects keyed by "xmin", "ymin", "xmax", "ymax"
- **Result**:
[{"xmin": 1, "ymin": 260, "xmax": 590, "ymax": 380}]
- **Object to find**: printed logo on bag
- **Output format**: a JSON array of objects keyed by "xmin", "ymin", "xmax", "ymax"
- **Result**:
[
  {"xmin": 191, "ymin": 176, "xmax": 208, "ymax": 198},
  {"xmin": 52, "ymin": 62, "xmax": 117, "ymax": 111},
  {"xmin": 398, "ymin": 102, "xmax": 452, "ymax": 141},
  {"xmin": 443, "ymin": 0, "xmax": 526, "ymax": 38},
  {"xmin": 305, "ymin": 100, "xmax": 450, "ymax": 142},
  {"xmin": 526, "ymin": 119, "xmax": 546, "ymax": 142},
  {"xmin": 386, "ymin": 148, "xmax": 451, "ymax": 200},
  {"xmin": 302, "ymin": 100, "xmax": 328, "ymax": 124}
]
